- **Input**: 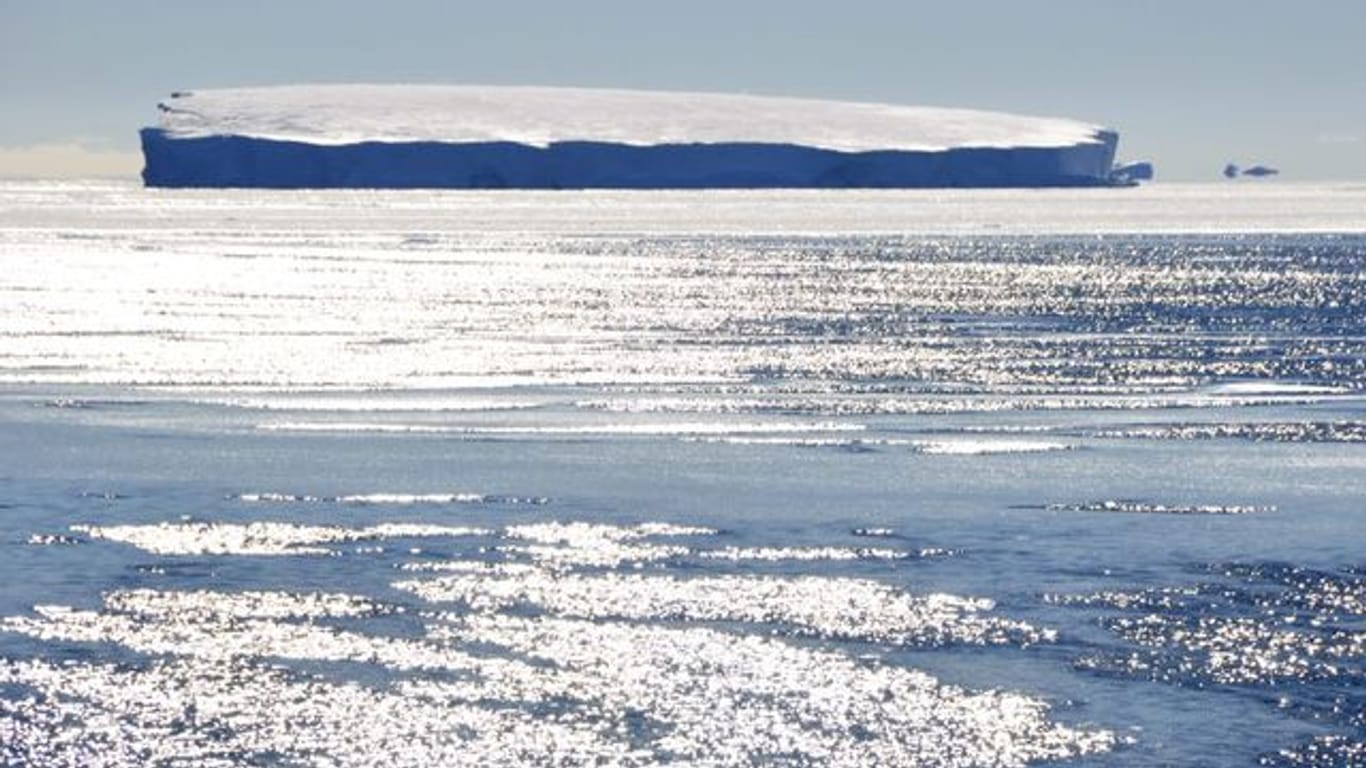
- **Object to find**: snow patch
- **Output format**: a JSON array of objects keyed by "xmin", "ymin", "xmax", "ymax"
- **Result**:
[{"xmin": 156, "ymin": 84, "xmax": 1108, "ymax": 153}]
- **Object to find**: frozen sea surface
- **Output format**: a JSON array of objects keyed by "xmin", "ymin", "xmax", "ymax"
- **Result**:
[{"xmin": 1, "ymin": 181, "xmax": 1365, "ymax": 766}]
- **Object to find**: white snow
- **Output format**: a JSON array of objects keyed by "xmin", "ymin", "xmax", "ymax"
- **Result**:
[{"xmin": 154, "ymin": 84, "xmax": 1108, "ymax": 152}]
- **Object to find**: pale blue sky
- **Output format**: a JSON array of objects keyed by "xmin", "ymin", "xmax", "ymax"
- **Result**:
[{"xmin": 2, "ymin": 0, "xmax": 1363, "ymax": 179}]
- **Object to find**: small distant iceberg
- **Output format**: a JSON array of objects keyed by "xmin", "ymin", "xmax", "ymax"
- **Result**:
[
  {"xmin": 140, "ymin": 84, "xmax": 1125, "ymax": 189},
  {"xmin": 1109, "ymin": 160, "xmax": 1154, "ymax": 185},
  {"xmin": 1223, "ymin": 162, "xmax": 1280, "ymax": 179}
]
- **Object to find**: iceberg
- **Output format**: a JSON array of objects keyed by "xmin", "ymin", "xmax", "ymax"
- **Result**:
[
  {"xmin": 1109, "ymin": 161, "xmax": 1154, "ymax": 184},
  {"xmin": 140, "ymin": 85, "xmax": 1122, "ymax": 189}
]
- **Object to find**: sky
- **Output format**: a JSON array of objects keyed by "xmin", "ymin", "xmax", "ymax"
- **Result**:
[{"xmin": 2, "ymin": 0, "xmax": 1363, "ymax": 181}]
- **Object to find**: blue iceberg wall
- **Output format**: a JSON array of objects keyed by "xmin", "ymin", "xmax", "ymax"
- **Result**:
[{"xmin": 140, "ymin": 129, "xmax": 1119, "ymax": 189}]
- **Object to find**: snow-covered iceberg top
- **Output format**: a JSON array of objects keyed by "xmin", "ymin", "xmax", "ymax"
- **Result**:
[{"xmin": 153, "ymin": 84, "xmax": 1110, "ymax": 152}]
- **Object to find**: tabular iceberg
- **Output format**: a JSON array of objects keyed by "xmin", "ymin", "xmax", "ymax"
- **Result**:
[{"xmin": 140, "ymin": 85, "xmax": 1122, "ymax": 189}]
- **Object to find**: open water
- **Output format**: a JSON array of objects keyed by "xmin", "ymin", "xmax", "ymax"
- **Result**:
[{"xmin": 1, "ymin": 181, "xmax": 1364, "ymax": 766}]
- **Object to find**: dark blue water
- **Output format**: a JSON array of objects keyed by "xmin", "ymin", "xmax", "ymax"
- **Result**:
[{"xmin": 1, "ymin": 184, "xmax": 1363, "ymax": 766}]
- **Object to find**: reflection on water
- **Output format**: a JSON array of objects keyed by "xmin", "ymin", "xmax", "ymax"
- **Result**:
[
  {"xmin": 5, "ymin": 519, "xmax": 1115, "ymax": 767},
  {"xmin": 3, "ymin": 187, "xmax": 1364, "ymax": 393},
  {"xmin": 2, "ymin": 183, "xmax": 1365, "ymax": 765},
  {"xmin": 1053, "ymin": 562, "xmax": 1366, "ymax": 766}
]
